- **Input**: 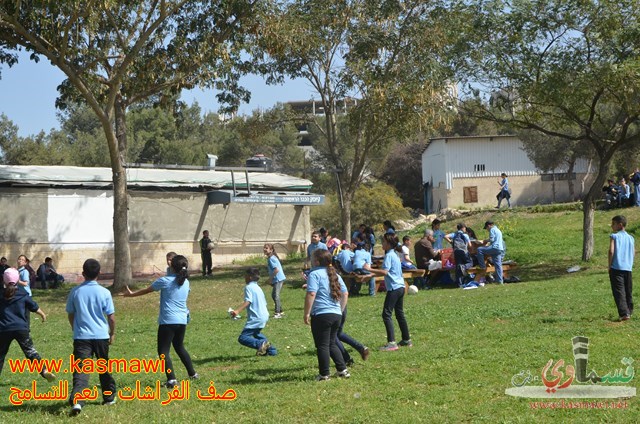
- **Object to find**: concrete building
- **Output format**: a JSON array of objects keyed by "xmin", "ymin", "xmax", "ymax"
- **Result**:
[
  {"xmin": 421, "ymin": 135, "xmax": 595, "ymax": 213},
  {"xmin": 0, "ymin": 165, "xmax": 323, "ymax": 278}
]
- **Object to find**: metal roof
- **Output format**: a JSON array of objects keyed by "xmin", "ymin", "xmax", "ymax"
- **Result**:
[{"xmin": 0, "ymin": 165, "xmax": 313, "ymax": 191}]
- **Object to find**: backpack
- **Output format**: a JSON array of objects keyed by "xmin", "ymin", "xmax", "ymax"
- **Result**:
[
  {"xmin": 26, "ymin": 264, "xmax": 37, "ymax": 287},
  {"xmin": 452, "ymin": 232, "xmax": 468, "ymax": 253}
]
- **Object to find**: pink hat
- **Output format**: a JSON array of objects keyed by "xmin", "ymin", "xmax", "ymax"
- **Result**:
[{"xmin": 3, "ymin": 268, "xmax": 19, "ymax": 286}]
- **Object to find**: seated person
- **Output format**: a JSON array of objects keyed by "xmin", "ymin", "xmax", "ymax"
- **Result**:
[
  {"xmin": 335, "ymin": 242, "xmax": 354, "ymax": 274},
  {"xmin": 618, "ymin": 178, "xmax": 631, "ymax": 207},
  {"xmin": 0, "ymin": 257, "xmax": 9, "ymax": 274},
  {"xmin": 352, "ymin": 241, "xmax": 375, "ymax": 296},
  {"xmin": 400, "ymin": 236, "xmax": 416, "ymax": 270},
  {"xmin": 602, "ymin": 180, "xmax": 619, "ymax": 208},
  {"xmin": 36, "ymin": 257, "xmax": 65, "ymax": 289},
  {"xmin": 414, "ymin": 229, "xmax": 441, "ymax": 288},
  {"xmin": 325, "ymin": 231, "xmax": 342, "ymax": 254}
]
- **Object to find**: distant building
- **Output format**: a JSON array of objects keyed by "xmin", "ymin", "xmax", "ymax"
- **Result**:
[
  {"xmin": 0, "ymin": 165, "xmax": 323, "ymax": 278},
  {"xmin": 421, "ymin": 135, "xmax": 596, "ymax": 213}
]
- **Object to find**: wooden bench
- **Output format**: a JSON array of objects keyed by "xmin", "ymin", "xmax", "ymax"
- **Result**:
[
  {"xmin": 341, "ymin": 269, "xmax": 426, "ymax": 294},
  {"xmin": 465, "ymin": 262, "xmax": 518, "ymax": 282}
]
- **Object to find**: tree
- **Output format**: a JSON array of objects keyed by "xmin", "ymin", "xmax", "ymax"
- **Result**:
[
  {"xmin": 455, "ymin": 0, "xmax": 640, "ymax": 260},
  {"xmin": 378, "ymin": 141, "xmax": 427, "ymax": 209},
  {"xmin": 256, "ymin": 0, "xmax": 454, "ymax": 239},
  {"xmin": 0, "ymin": 1, "xmax": 259, "ymax": 289}
]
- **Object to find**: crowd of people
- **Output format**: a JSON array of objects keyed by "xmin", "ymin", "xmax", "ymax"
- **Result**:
[{"xmin": 602, "ymin": 168, "xmax": 640, "ymax": 209}]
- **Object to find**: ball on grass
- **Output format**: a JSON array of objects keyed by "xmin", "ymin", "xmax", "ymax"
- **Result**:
[{"xmin": 408, "ymin": 285, "xmax": 419, "ymax": 295}]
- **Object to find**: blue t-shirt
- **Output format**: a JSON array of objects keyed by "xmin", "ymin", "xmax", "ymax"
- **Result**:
[
  {"xmin": 306, "ymin": 267, "xmax": 347, "ymax": 316},
  {"xmin": 307, "ymin": 242, "xmax": 328, "ymax": 260},
  {"xmin": 500, "ymin": 177, "xmax": 509, "ymax": 192},
  {"xmin": 66, "ymin": 281, "xmax": 115, "ymax": 340},
  {"xmin": 611, "ymin": 230, "xmax": 635, "ymax": 271},
  {"xmin": 382, "ymin": 249, "xmax": 405, "ymax": 291},
  {"xmin": 18, "ymin": 267, "xmax": 31, "ymax": 296},
  {"xmin": 433, "ymin": 229, "xmax": 446, "ymax": 250},
  {"xmin": 488, "ymin": 226, "xmax": 505, "ymax": 251},
  {"xmin": 336, "ymin": 250, "xmax": 354, "ymax": 273},
  {"xmin": 267, "ymin": 255, "xmax": 286, "ymax": 283},
  {"xmin": 353, "ymin": 249, "xmax": 372, "ymax": 270},
  {"xmin": 0, "ymin": 289, "xmax": 39, "ymax": 332},
  {"xmin": 151, "ymin": 275, "xmax": 190, "ymax": 325},
  {"xmin": 244, "ymin": 281, "xmax": 269, "ymax": 329}
]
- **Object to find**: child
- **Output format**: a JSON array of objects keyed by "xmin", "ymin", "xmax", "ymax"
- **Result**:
[
  {"xmin": 303, "ymin": 249, "xmax": 349, "ymax": 381},
  {"xmin": 230, "ymin": 268, "xmax": 277, "ymax": 356},
  {"xmin": 0, "ymin": 268, "xmax": 56, "ymax": 381},
  {"xmin": 431, "ymin": 219, "xmax": 446, "ymax": 250},
  {"xmin": 335, "ymin": 242, "xmax": 354, "ymax": 274},
  {"xmin": 366, "ymin": 233, "xmax": 412, "ymax": 351},
  {"xmin": 165, "ymin": 251, "xmax": 177, "ymax": 275},
  {"xmin": 352, "ymin": 241, "xmax": 375, "ymax": 296},
  {"xmin": 400, "ymin": 236, "xmax": 416, "ymax": 269},
  {"xmin": 609, "ymin": 215, "xmax": 635, "ymax": 321},
  {"xmin": 66, "ymin": 259, "xmax": 116, "ymax": 415},
  {"xmin": 306, "ymin": 231, "xmax": 328, "ymax": 269},
  {"xmin": 124, "ymin": 255, "xmax": 198, "ymax": 388},
  {"xmin": 264, "ymin": 244, "xmax": 286, "ymax": 318}
]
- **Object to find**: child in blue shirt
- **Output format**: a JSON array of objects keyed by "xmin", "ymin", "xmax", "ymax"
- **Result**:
[
  {"xmin": 432, "ymin": 219, "xmax": 446, "ymax": 250},
  {"xmin": 231, "ymin": 268, "xmax": 277, "ymax": 356},
  {"xmin": 366, "ymin": 233, "xmax": 412, "ymax": 351},
  {"xmin": 609, "ymin": 215, "xmax": 635, "ymax": 321},
  {"xmin": 303, "ymin": 249, "xmax": 349, "ymax": 381},
  {"xmin": 0, "ymin": 268, "xmax": 56, "ymax": 381},
  {"xmin": 264, "ymin": 244, "xmax": 286, "ymax": 319},
  {"xmin": 353, "ymin": 242, "xmax": 375, "ymax": 296},
  {"xmin": 335, "ymin": 243, "xmax": 354, "ymax": 273},
  {"xmin": 66, "ymin": 259, "xmax": 116, "ymax": 415},
  {"xmin": 124, "ymin": 255, "xmax": 198, "ymax": 389}
]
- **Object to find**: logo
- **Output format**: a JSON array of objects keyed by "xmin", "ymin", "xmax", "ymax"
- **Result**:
[{"xmin": 506, "ymin": 336, "xmax": 636, "ymax": 399}]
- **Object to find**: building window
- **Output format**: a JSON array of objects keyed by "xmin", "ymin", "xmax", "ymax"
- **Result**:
[
  {"xmin": 463, "ymin": 186, "xmax": 478, "ymax": 203},
  {"xmin": 474, "ymin": 164, "xmax": 486, "ymax": 172}
]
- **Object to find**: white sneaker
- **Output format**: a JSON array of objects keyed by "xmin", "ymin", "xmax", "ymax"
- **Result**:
[
  {"xmin": 274, "ymin": 313, "xmax": 283, "ymax": 319},
  {"xmin": 70, "ymin": 403, "xmax": 82, "ymax": 416}
]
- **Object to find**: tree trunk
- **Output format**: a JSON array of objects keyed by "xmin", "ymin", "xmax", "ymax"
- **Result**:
[
  {"xmin": 581, "ymin": 161, "xmax": 609, "ymax": 261},
  {"xmin": 567, "ymin": 156, "xmax": 576, "ymax": 200},
  {"xmin": 111, "ymin": 98, "xmax": 132, "ymax": 291},
  {"xmin": 339, "ymin": 192, "xmax": 352, "ymax": 242}
]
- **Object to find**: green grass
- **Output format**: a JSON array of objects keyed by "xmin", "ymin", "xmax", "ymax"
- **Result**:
[{"xmin": 1, "ymin": 207, "xmax": 639, "ymax": 423}]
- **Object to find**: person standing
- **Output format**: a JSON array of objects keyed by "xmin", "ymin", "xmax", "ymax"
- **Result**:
[
  {"xmin": 431, "ymin": 219, "xmax": 446, "ymax": 250},
  {"xmin": 497, "ymin": 173, "xmax": 511, "ymax": 208},
  {"xmin": 123, "ymin": 255, "xmax": 198, "ymax": 388},
  {"xmin": 608, "ymin": 215, "xmax": 635, "ymax": 321},
  {"xmin": 444, "ymin": 223, "xmax": 473, "ymax": 287},
  {"xmin": 366, "ymin": 233, "xmax": 412, "ymax": 351},
  {"xmin": 200, "ymin": 230, "xmax": 213, "ymax": 277},
  {"xmin": 303, "ymin": 249, "xmax": 349, "ymax": 381},
  {"xmin": 0, "ymin": 268, "xmax": 56, "ymax": 381},
  {"xmin": 305, "ymin": 231, "xmax": 328, "ymax": 269},
  {"xmin": 66, "ymin": 259, "xmax": 116, "ymax": 416},
  {"xmin": 264, "ymin": 244, "xmax": 286, "ymax": 318},
  {"xmin": 630, "ymin": 168, "xmax": 640, "ymax": 207},
  {"xmin": 477, "ymin": 221, "xmax": 506, "ymax": 284}
]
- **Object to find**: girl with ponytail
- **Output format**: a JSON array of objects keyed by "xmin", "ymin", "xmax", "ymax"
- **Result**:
[
  {"xmin": 124, "ymin": 254, "xmax": 198, "ymax": 388},
  {"xmin": 303, "ymin": 249, "xmax": 349, "ymax": 381}
]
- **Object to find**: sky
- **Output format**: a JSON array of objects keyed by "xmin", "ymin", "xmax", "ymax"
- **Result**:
[{"xmin": 0, "ymin": 50, "xmax": 317, "ymax": 137}]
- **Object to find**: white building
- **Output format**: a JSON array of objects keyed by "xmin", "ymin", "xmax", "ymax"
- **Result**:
[{"xmin": 421, "ymin": 135, "xmax": 595, "ymax": 213}]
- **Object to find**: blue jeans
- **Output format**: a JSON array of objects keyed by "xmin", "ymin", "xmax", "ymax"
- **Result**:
[
  {"xmin": 238, "ymin": 327, "xmax": 277, "ymax": 355},
  {"xmin": 271, "ymin": 281, "xmax": 283, "ymax": 314},
  {"xmin": 477, "ymin": 247, "xmax": 504, "ymax": 283},
  {"xmin": 635, "ymin": 184, "xmax": 640, "ymax": 206}
]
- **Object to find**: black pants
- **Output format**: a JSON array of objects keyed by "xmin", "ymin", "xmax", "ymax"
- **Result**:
[
  {"xmin": 609, "ymin": 269, "xmax": 633, "ymax": 318},
  {"xmin": 454, "ymin": 250, "xmax": 473, "ymax": 286},
  {"xmin": 310, "ymin": 313, "xmax": 346, "ymax": 377},
  {"xmin": 335, "ymin": 307, "xmax": 365, "ymax": 363},
  {"xmin": 201, "ymin": 252, "xmax": 212, "ymax": 275},
  {"xmin": 157, "ymin": 324, "xmax": 196, "ymax": 381},
  {"xmin": 69, "ymin": 339, "xmax": 116, "ymax": 406},
  {"xmin": 382, "ymin": 288, "xmax": 410, "ymax": 343},
  {"xmin": 0, "ymin": 330, "xmax": 42, "ymax": 375}
]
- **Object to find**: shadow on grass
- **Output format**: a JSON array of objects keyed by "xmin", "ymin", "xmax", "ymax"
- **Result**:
[
  {"xmin": 516, "ymin": 262, "xmax": 590, "ymax": 282},
  {"xmin": 192, "ymin": 355, "xmax": 247, "ymax": 365},
  {"xmin": 0, "ymin": 402, "xmax": 69, "ymax": 414},
  {"xmin": 233, "ymin": 365, "xmax": 308, "ymax": 384}
]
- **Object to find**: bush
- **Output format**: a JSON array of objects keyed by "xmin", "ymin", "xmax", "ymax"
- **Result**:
[{"xmin": 311, "ymin": 180, "xmax": 409, "ymax": 234}]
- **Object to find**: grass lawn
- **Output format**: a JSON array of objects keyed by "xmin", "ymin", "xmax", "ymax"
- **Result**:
[{"xmin": 0, "ymin": 206, "xmax": 638, "ymax": 423}]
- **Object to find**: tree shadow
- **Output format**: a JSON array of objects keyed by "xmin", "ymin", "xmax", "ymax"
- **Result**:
[
  {"xmin": 232, "ymin": 365, "xmax": 309, "ymax": 384},
  {"xmin": 192, "ymin": 355, "xmax": 248, "ymax": 365}
]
